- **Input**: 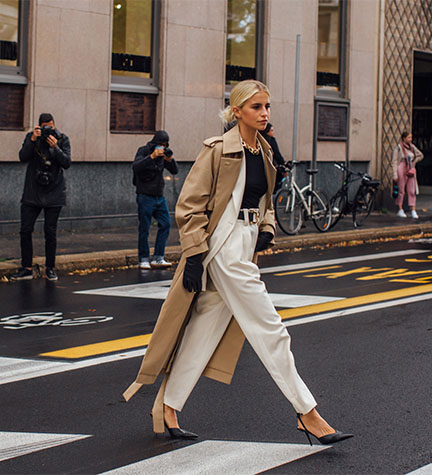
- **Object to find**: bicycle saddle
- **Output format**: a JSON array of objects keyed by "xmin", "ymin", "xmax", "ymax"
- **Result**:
[{"xmin": 306, "ymin": 168, "xmax": 318, "ymax": 175}]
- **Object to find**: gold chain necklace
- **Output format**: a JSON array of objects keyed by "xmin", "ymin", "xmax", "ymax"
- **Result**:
[{"xmin": 241, "ymin": 139, "xmax": 261, "ymax": 155}]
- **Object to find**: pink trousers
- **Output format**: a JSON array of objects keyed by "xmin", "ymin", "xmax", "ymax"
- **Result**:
[{"xmin": 396, "ymin": 161, "xmax": 416, "ymax": 208}]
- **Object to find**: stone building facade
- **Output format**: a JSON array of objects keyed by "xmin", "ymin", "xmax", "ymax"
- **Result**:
[
  {"xmin": 381, "ymin": 0, "xmax": 432, "ymax": 199},
  {"xmin": 1, "ymin": 0, "xmax": 429, "ymax": 233}
]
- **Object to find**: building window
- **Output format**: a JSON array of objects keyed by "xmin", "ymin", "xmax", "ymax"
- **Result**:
[
  {"xmin": 111, "ymin": 0, "xmax": 159, "ymax": 91},
  {"xmin": 111, "ymin": 0, "xmax": 159, "ymax": 133},
  {"xmin": 0, "ymin": 0, "xmax": 28, "ymax": 82},
  {"xmin": 317, "ymin": 0, "xmax": 346, "ymax": 95},
  {"xmin": 225, "ymin": 0, "xmax": 264, "ymax": 86},
  {"xmin": 0, "ymin": 0, "xmax": 28, "ymax": 129}
]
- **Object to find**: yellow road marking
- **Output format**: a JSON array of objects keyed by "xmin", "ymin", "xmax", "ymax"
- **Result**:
[
  {"xmin": 40, "ymin": 283, "xmax": 432, "ymax": 360},
  {"xmin": 279, "ymin": 283, "xmax": 432, "ymax": 320},
  {"xmin": 40, "ymin": 333, "xmax": 152, "ymax": 359},
  {"xmin": 304, "ymin": 266, "xmax": 391, "ymax": 279},
  {"xmin": 274, "ymin": 265, "xmax": 341, "ymax": 276}
]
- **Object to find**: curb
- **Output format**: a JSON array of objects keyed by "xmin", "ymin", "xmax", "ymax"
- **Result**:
[{"xmin": 1, "ymin": 223, "xmax": 432, "ymax": 280}]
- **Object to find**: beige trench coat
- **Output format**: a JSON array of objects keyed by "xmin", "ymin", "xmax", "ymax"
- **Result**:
[{"xmin": 124, "ymin": 125, "xmax": 276, "ymax": 433}]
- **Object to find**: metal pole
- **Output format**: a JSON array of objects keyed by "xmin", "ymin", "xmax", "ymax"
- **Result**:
[{"xmin": 292, "ymin": 34, "xmax": 301, "ymax": 164}]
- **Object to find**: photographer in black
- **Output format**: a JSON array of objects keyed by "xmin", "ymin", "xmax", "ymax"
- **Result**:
[
  {"xmin": 11, "ymin": 113, "xmax": 71, "ymax": 281},
  {"xmin": 133, "ymin": 130, "xmax": 178, "ymax": 269}
]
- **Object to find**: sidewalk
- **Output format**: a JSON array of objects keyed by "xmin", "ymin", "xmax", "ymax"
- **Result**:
[{"xmin": 1, "ymin": 204, "xmax": 432, "ymax": 279}]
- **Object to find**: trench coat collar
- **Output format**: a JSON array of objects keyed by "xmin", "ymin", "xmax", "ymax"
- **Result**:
[
  {"xmin": 222, "ymin": 124, "xmax": 243, "ymax": 155},
  {"xmin": 222, "ymin": 124, "xmax": 273, "ymax": 160}
]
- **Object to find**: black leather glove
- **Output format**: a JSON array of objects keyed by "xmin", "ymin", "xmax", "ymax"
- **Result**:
[
  {"xmin": 254, "ymin": 231, "xmax": 273, "ymax": 253},
  {"xmin": 183, "ymin": 253, "xmax": 204, "ymax": 293}
]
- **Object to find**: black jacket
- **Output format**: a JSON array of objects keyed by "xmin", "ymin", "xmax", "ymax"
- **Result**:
[
  {"xmin": 19, "ymin": 131, "xmax": 71, "ymax": 207},
  {"xmin": 133, "ymin": 144, "xmax": 178, "ymax": 196}
]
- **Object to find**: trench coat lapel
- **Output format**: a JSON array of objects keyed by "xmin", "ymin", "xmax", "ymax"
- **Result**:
[{"xmin": 207, "ymin": 126, "xmax": 243, "ymax": 237}]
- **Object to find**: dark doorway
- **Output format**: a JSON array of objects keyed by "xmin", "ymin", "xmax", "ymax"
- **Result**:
[{"xmin": 413, "ymin": 51, "xmax": 432, "ymax": 189}]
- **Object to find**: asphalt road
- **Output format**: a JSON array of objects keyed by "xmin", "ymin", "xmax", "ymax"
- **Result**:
[{"xmin": 1, "ymin": 240, "xmax": 432, "ymax": 474}]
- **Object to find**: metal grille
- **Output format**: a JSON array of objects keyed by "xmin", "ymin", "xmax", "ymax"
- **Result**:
[{"xmin": 381, "ymin": 0, "xmax": 432, "ymax": 188}]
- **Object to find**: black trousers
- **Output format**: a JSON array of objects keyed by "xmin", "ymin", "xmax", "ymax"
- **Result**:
[{"xmin": 20, "ymin": 204, "xmax": 62, "ymax": 268}]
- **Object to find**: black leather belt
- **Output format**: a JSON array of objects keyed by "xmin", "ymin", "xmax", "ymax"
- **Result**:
[{"xmin": 238, "ymin": 209, "xmax": 259, "ymax": 224}]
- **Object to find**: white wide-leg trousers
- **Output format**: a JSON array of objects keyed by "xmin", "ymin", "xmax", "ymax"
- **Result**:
[{"xmin": 164, "ymin": 220, "xmax": 317, "ymax": 415}]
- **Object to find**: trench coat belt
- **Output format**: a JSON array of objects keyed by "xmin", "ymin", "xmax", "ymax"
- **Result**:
[{"xmin": 238, "ymin": 208, "xmax": 260, "ymax": 224}]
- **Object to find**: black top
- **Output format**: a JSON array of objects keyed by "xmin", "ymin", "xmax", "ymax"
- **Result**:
[
  {"xmin": 132, "ymin": 143, "xmax": 178, "ymax": 196},
  {"xmin": 240, "ymin": 148, "xmax": 268, "ymax": 209},
  {"xmin": 19, "ymin": 131, "xmax": 71, "ymax": 207}
]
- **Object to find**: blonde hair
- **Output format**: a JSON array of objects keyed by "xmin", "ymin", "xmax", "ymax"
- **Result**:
[{"xmin": 220, "ymin": 80, "xmax": 270, "ymax": 125}]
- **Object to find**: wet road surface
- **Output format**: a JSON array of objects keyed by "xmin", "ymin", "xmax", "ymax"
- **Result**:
[{"xmin": 1, "ymin": 239, "xmax": 432, "ymax": 474}]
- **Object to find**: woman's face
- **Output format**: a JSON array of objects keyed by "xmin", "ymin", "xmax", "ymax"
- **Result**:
[
  {"xmin": 403, "ymin": 134, "xmax": 412, "ymax": 144},
  {"xmin": 233, "ymin": 91, "xmax": 270, "ymax": 132}
]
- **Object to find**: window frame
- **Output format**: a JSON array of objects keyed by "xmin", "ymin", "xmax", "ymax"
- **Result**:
[
  {"xmin": 224, "ymin": 0, "xmax": 265, "ymax": 92},
  {"xmin": 110, "ymin": 0, "xmax": 160, "ymax": 95},
  {"xmin": 0, "ymin": 0, "xmax": 29, "ymax": 85},
  {"xmin": 316, "ymin": 0, "xmax": 347, "ymax": 98}
]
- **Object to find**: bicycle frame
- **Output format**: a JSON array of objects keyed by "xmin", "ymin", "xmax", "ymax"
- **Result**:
[
  {"xmin": 330, "ymin": 163, "xmax": 380, "ymax": 227},
  {"xmin": 279, "ymin": 164, "xmax": 315, "ymax": 218}
]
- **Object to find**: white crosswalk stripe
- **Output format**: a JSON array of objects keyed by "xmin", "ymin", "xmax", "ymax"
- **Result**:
[
  {"xmin": 102, "ymin": 440, "xmax": 329, "ymax": 475},
  {"xmin": 0, "ymin": 431, "xmax": 91, "ymax": 462}
]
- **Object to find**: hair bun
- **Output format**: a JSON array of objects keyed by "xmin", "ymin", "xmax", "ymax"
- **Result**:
[{"xmin": 219, "ymin": 105, "xmax": 236, "ymax": 125}]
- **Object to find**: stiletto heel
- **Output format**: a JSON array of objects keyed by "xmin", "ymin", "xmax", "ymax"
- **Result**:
[
  {"xmin": 164, "ymin": 421, "xmax": 198, "ymax": 440},
  {"xmin": 296, "ymin": 413, "xmax": 353, "ymax": 446},
  {"xmin": 153, "ymin": 411, "xmax": 198, "ymax": 440}
]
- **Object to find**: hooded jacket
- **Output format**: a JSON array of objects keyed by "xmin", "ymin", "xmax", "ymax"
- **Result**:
[{"xmin": 132, "ymin": 130, "xmax": 178, "ymax": 196}]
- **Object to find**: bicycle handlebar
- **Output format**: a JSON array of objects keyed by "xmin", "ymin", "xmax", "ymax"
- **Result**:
[{"xmin": 333, "ymin": 162, "xmax": 380, "ymax": 186}]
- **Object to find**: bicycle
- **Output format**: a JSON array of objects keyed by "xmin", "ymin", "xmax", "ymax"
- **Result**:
[
  {"xmin": 329, "ymin": 163, "xmax": 380, "ymax": 229},
  {"xmin": 274, "ymin": 162, "xmax": 332, "ymax": 235}
]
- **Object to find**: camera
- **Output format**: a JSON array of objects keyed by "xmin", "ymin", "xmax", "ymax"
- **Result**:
[
  {"xmin": 163, "ymin": 147, "xmax": 173, "ymax": 158},
  {"xmin": 35, "ymin": 168, "xmax": 53, "ymax": 186},
  {"xmin": 40, "ymin": 125, "xmax": 58, "ymax": 140},
  {"xmin": 155, "ymin": 145, "xmax": 173, "ymax": 158}
]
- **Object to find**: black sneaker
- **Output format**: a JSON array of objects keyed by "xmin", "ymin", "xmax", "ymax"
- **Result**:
[
  {"xmin": 46, "ymin": 268, "xmax": 58, "ymax": 281},
  {"xmin": 11, "ymin": 267, "xmax": 33, "ymax": 281}
]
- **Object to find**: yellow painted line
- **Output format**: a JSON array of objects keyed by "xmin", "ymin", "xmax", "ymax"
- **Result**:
[
  {"xmin": 40, "ymin": 333, "xmax": 152, "ymax": 359},
  {"xmin": 274, "ymin": 265, "xmax": 341, "ymax": 276},
  {"xmin": 279, "ymin": 283, "xmax": 432, "ymax": 321},
  {"xmin": 40, "ymin": 282, "xmax": 432, "ymax": 360}
]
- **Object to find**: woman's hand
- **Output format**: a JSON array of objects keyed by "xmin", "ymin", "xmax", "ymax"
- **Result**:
[
  {"xmin": 183, "ymin": 253, "xmax": 204, "ymax": 292},
  {"xmin": 254, "ymin": 232, "xmax": 273, "ymax": 253}
]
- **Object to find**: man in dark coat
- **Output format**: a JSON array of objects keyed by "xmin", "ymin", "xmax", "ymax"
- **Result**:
[
  {"xmin": 11, "ymin": 113, "xmax": 71, "ymax": 281},
  {"xmin": 133, "ymin": 130, "xmax": 178, "ymax": 269},
  {"xmin": 262, "ymin": 123, "xmax": 288, "ymax": 193}
]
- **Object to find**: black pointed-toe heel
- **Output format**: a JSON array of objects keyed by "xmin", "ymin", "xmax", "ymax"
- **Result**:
[
  {"xmin": 164, "ymin": 421, "xmax": 198, "ymax": 440},
  {"xmin": 297, "ymin": 414, "xmax": 353, "ymax": 446}
]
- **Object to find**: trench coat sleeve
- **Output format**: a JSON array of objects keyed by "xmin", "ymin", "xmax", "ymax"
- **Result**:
[
  {"xmin": 259, "ymin": 208, "xmax": 276, "ymax": 241},
  {"xmin": 175, "ymin": 143, "xmax": 219, "ymax": 258}
]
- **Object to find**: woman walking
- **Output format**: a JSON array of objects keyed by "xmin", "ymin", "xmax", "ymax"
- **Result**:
[
  {"xmin": 124, "ymin": 80, "xmax": 353, "ymax": 446},
  {"xmin": 392, "ymin": 131, "xmax": 423, "ymax": 219}
]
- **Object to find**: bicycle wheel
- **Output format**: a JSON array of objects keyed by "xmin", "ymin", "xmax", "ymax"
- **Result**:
[
  {"xmin": 352, "ymin": 185, "xmax": 375, "ymax": 227},
  {"xmin": 311, "ymin": 190, "xmax": 332, "ymax": 232},
  {"xmin": 329, "ymin": 192, "xmax": 347, "ymax": 229},
  {"xmin": 275, "ymin": 188, "xmax": 303, "ymax": 235}
]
